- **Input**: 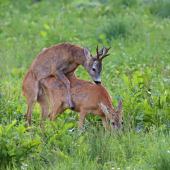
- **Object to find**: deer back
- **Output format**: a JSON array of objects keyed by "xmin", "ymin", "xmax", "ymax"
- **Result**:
[
  {"xmin": 30, "ymin": 43, "xmax": 84, "ymax": 80},
  {"xmin": 45, "ymin": 76, "xmax": 114, "ymax": 114}
]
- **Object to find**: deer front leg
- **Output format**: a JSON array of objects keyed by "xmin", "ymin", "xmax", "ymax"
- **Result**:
[
  {"xmin": 101, "ymin": 115, "xmax": 110, "ymax": 134},
  {"xmin": 52, "ymin": 69, "xmax": 74, "ymax": 110}
]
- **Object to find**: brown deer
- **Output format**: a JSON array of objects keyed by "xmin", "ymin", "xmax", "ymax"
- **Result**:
[
  {"xmin": 22, "ymin": 43, "xmax": 111, "ymax": 127},
  {"xmin": 37, "ymin": 75, "xmax": 123, "ymax": 133}
]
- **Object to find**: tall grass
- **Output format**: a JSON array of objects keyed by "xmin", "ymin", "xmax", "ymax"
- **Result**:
[
  {"xmin": 1, "ymin": 0, "xmax": 170, "ymax": 169},
  {"xmin": 149, "ymin": 0, "xmax": 170, "ymax": 18}
]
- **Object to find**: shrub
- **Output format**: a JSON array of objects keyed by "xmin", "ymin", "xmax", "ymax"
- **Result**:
[
  {"xmin": 98, "ymin": 18, "xmax": 134, "ymax": 42},
  {"xmin": 0, "ymin": 120, "xmax": 41, "ymax": 169},
  {"xmin": 150, "ymin": 0, "xmax": 170, "ymax": 18}
]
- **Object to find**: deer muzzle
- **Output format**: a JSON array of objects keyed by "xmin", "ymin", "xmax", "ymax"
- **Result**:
[{"xmin": 94, "ymin": 81, "xmax": 101, "ymax": 84}]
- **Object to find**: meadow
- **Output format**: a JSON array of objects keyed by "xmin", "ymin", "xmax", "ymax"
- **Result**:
[{"xmin": 0, "ymin": 0, "xmax": 170, "ymax": 169}]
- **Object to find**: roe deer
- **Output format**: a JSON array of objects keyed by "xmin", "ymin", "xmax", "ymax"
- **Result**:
[
  {"xmin": 37, "ymin": 75, "xmax": 123, "ymax": 133},
  {"xmin": 22, "ymin": 43, "xmax": 111, "ymax": 127}
]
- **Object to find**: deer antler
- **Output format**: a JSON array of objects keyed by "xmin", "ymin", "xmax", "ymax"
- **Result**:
[
  {"xmin": 100, "ymin": 46, "xmax": 111, "ymax": 60},
  {"xmin": 95, "ymin": 45, "xmax": 104, "ymax": 60}
]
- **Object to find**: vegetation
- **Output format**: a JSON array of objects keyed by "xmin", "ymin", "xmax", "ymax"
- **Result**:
[{"xmin": 0, "ymin": 0, "xmax": 170, "ymax": 169}]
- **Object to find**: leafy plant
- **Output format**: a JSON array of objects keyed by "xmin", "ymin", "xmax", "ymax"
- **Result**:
[
  {"xmin": 0, "ymin": 120, "xmax": 41, "ymax": 169},
  {"xmin": 0, "ymin": 0, "xmax": 170, "ymax": 169}
]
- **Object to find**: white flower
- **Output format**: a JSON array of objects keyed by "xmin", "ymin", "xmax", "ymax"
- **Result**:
[
  {"xmin": 42, "ymin": 47, "xmax": 47, "ymax": 51},
  {"xmin": 146, "ymin": 90, "xmax": 151, "ymax": 94},
  {"xmin": 21, "ymin": 163, "xmax": 28, "ymax": 169}
]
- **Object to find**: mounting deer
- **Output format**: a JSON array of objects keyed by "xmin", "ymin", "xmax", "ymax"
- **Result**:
[
  {"xmin": 22, "ymin": 43, "xmax": 111, "ymax": 126},
  {"xmin": 37, "ymin": 75, "xmax": 123, "ymax": 133}
]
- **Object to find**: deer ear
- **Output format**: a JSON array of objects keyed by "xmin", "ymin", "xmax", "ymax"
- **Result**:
[
  {"xmin": 84, "ymin": 46, "xmax": 92, "ymax": 60},
  {"xmin": 117, "ymin": 99, "xmax": 123, "ymax": 117},
  {"xmin": 99, "ymin": 103, "xmax": 111, "ymax": 119}
]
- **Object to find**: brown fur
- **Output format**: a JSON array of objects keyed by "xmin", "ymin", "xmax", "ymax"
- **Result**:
[
  {"xmin": 22, "ymin": 43, "xmax": 107, "ymax": 127},
  {"xmin": 37, "ymin": 75, "xmax": 123, "ymax": 133}
]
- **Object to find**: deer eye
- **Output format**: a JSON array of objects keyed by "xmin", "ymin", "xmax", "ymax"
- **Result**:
[
  {"xmin": 111, "ymin": 122, "xmax": 115, "ymax": 126},
  {"xmin": 92, "ymin": 68, "xmax": 96, "ymax": 72}
]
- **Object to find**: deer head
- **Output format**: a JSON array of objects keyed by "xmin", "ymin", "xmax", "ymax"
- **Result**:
[
  {"xmin": 100, "ymin": 99, "xmax": 123, "ymax": 131},
  {"xmin": 84, "ymin": 45, "xmax": 111, "ymax": 84}
]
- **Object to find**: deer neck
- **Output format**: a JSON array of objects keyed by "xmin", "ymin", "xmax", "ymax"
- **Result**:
[{"xmin": 73, "ymin": 52, "xmax": 86, "ymax": 68}]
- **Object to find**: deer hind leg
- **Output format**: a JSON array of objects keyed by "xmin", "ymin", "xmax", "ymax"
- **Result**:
[
  {"xmin": 48, "ymin": 101, "xmax": 69, "ymax": 121},
  {"xmin": 49, "ymin": 107, "xmax": 64, "ymax": 121},
  {"xmin": 52, "ymin": 69, "xmax": 74, "ymax": 110},
  {"xmin": 23, "ymin": 80, "xmax": 39, "ymax": 127},
  {"xmin": 37, "ymin": 85, "xmax": 51, "ymax": 129},
  {"xmin": 49, "ymin": 100, "xmax": 63, "ymax": 121}
]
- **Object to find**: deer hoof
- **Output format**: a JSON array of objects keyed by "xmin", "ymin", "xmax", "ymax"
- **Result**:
[{"xmin": 70, "ymin": 107, "xmax": 74, "ymax": 110}]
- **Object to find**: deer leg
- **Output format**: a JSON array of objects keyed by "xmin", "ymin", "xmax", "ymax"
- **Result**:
[
  {"xmin": 52, "ymin": 69, "xmax": 74, "ymax": 110},
  {"xmin": 22, "ymin": 71, "xmax": 39, "ymax": 127},
  {"xmin": 24, "ymin": 83, "xmax": 38, "ymax": 127},
  {"xmin": 101, "ymin": 115, "xmax": 110, "ymax": 134},
  {"xmin": 50, "ymin": 100, "xmax": 63, "ymax": 121},
  {"xmin": 49, "ymin": 106, "xmax": 65, "ymax": 121},
  {"xmin": 25, "ymin": 103, "xmax": 33, "ymax": 127},
  {"xmin": 78, "ymin": 110, "xmax": 87, "ymax": 130},
  {"xmin": 25, "ymin": 93, "xmax": 37, "ymax": 127},
  {"xmin": 37, "ymin": 86, "xmax": 51, "ymax": 129}
]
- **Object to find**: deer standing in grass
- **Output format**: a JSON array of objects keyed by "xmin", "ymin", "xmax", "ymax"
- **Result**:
[
  {"xmin": 37, "ymin": 75, "xmax": 123, "ymax": 133},
  {"xmin": 22, "ymin": 43, "xmax": 111, "ymax": 127}
]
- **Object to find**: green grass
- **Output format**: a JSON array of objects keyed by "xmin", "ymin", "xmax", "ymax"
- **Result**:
[{"xmin": 1, "ymin": 0, "xmax": 170, "ymax": 169}]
